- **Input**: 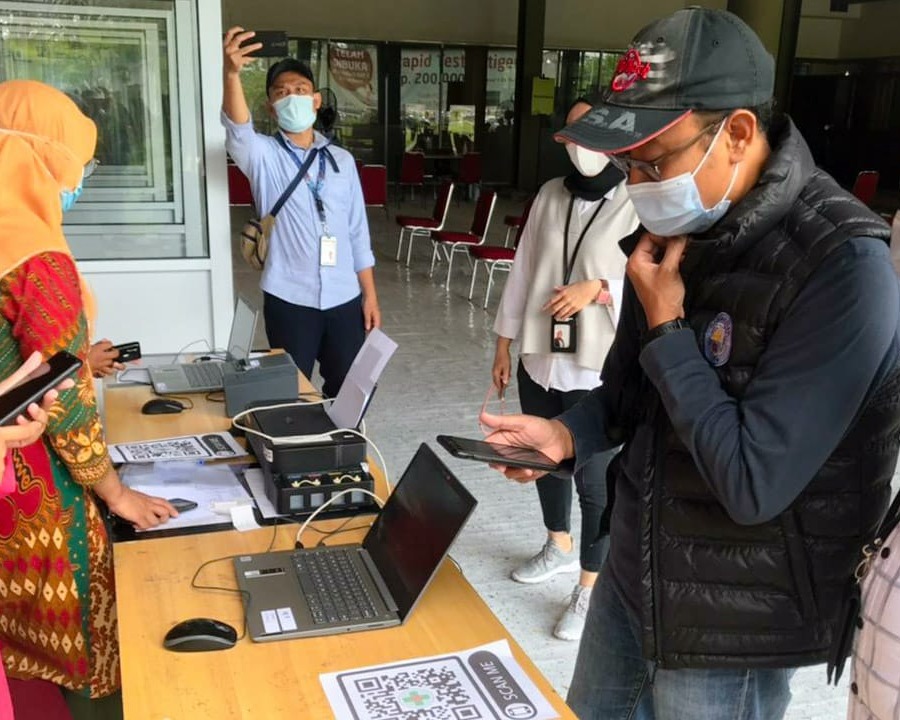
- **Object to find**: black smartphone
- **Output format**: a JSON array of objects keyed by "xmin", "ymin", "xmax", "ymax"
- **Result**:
[
  {"xmin": 239, "ymin": 30, "xmax": 288, "ymax": 57},
  {"xmin": 0, "ymin": 351, "xmax": 83, "ymax": 426},
  {"xmin": 168, "ymin": 498, "xmax": 198, "ymax": 513},
  {"xmin": 436, "ymin": 434, "xmax": 562, "ymax": 472},
  {"xmin": 113, "ymin": 341, "xmax": 141, "ymax": 364}
]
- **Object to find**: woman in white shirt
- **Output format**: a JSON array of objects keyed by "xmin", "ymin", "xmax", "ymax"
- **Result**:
[{"xmin": 491, "ymin": 99, "xmax": 639, "ymax": 641}]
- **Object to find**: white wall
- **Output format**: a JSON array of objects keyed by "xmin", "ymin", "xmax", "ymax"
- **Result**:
[{"xmin": 80, "ymin": 0, "xmax": 234, "ymax": 355}]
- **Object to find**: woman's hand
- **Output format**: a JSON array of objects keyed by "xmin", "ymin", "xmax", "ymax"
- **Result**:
[
  {"xmin": 0, "ymin": 351, "xmax": 74, "ymax": 452},
  {"xmin": 492, "ymin": 338, "xmax": 512, "ymax": 397},
  {"xmin": 542, "ymin": 279, "xmax": 604, "ymax": 321},
  {"xmin": 94, "ymin": 468, "xmax": 178, "ymax": 530},
  {"xmin": 88, "ymin": 340, "xmax": 124, "ymax": 378}
]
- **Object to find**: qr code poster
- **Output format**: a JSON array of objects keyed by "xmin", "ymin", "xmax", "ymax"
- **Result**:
[
  {"xmin": 320, "ymin": 640, "xmax": 558, "ymax": 720},
  {"xmin": 109, "ymin": 431, "xmax": 247, "ymax": 463}
]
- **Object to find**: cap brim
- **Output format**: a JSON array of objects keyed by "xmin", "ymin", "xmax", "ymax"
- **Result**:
[{"xmin": 555, "ymin": 104, "xmax": 693, "ymax": 154}]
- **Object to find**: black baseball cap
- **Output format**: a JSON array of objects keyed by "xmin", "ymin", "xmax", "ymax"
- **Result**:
[
  {"xmin": 556, "ymin": 7, "xmax": 774, "ymax": 154},
  {"xmin": 265, "ymin": 58, "xmax": 315, "ymax": 94}
]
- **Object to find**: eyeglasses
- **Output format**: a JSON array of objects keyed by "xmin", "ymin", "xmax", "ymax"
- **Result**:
[
  {"xmin": 608, "ymin": 117, "xmax": 727, "ymax": 182},
  {"xmin": 84, "ymin": 158, "xmax": 100, "ymax": 178}
]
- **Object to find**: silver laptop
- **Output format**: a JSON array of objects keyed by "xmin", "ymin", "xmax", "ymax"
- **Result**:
[
  {"xmin": 149, "ymin": 296, "xmax": 258, "ymax": 395},
  {"xmin": 234, "ymin": 443, "xmax": 477, "ymax": 641}
]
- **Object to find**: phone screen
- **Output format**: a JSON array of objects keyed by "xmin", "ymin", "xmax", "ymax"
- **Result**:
[
  {"xmin": 436, "ymin": 435, "xmax": 561, "ymax": 472},
  {"xmin": 0, "ymin": 352, "xmax": 83, "ymax": 426}
]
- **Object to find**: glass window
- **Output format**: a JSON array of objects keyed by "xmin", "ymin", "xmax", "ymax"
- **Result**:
[
  {"xmin": 0, "ymin": 0, "xmax": 207, "ymax": 260},
  {"xmin": 313, "ymin": 41, "xmax": 380, "ymax": 162},
  {"xmin": 400, "ymin": 48, "xmax": 441, "ymax": 152},
  {"xmin": 486, "ymin": 49, "xmax": 516, "ymax": 134}
]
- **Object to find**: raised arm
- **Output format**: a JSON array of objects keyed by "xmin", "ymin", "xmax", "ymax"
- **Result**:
[{"xmin": 222, "ymin": 26, "xmax": 261, "ymax": 125}]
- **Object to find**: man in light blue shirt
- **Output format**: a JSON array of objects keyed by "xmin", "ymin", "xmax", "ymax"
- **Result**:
[{"xmin": 222, "ymin": 27, "xmax": 380, "ymax": 397}]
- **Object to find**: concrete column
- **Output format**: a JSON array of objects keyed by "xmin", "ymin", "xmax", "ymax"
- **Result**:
[
  {"xmin": 727, "ymin": 0, "xmax": 802, "ymax": 113},
  {"xmin": 513, "ymin": 0, "xmax": 546, "ymax": 191}
]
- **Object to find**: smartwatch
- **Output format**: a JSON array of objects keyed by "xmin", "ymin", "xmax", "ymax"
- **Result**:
[{"xmin": 642, "ymin": 318, "xmax": 690, "ymax": 348}]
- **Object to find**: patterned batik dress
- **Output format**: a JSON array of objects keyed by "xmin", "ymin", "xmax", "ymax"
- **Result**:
[{"xmin": 0, "ymin": 251, "xmax": 118, "ymax": 698}]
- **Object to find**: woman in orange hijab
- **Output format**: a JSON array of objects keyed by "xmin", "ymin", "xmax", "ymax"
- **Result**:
[{"xmin": 0, "ymin": 80, "xmax": 176, "ymax": 709}]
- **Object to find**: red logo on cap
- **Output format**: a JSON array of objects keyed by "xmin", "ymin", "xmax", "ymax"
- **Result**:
[{"xmin": 611, "ymin": 49, "xmax": 651, "ymax": 92}]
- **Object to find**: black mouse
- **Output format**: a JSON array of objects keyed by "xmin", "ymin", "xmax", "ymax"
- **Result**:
[
  {"xmin": 141, "ymin": 398, "xmax": 184, "ymax": 415},
  {"xmin": 163, "ymin": 617, "xmax": 237, "ymax": 652}
]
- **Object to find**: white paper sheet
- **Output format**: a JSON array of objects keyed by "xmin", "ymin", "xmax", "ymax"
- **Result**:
[
  {"xmin": 326, "ymin": 328, "xmax": 397, "ymax": 429},
  {"xmin": 120, "ymin": 462, "xmax": 252, "ymax": 533},
  {"xmin": 109, "ymin": 431, "xmax": 247, "ymax": 464},
  {"xmin": 244, "ymin": 467, "xmax": 282, "ymax": 519},
  {"xmin": 319, "ymin": 639, "xmax": 558, "ymax": 720}
]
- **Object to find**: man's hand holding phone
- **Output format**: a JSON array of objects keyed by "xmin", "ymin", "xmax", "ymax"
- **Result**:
[
  {"xmin": 223, "ymin": 27, "xmax": 262, "ymax": 76},
  {"xmin": 476, "ymin": 412, "xmax": 575, "ymax": 483}
]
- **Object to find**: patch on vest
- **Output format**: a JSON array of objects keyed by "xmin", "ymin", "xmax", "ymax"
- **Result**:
[{"xmin": 703, "ymin": 312, "xmax": 733, "ymax": 367}]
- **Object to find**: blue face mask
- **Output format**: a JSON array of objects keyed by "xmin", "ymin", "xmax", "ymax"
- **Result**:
[
  {"xmin": 273, "ymin": 94, "xmax": 316, "ymax": 133},
  {"xmin": 60, "ymin": 183, "xmax": 83, "ymax": 213},
  {"xmin": 625, "ymin": 122, "xmax": 740, "ymax": 236}
]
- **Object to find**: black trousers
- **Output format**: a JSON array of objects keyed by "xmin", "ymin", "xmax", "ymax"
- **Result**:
[
  {"xmin": 516, "ymin": 361, "xmax": 612, "ymax": 573},
  {"xmin": 263, "ymin": 292, "xmax": 365, "ymax": 398}
]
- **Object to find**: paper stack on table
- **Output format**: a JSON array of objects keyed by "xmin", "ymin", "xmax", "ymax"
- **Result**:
[{"xmin": 120, "ymin": 461, "xmax": 253, "ymax": 533}]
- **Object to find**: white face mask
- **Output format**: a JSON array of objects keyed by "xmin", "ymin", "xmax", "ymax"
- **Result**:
[
  {"xmin": 625, "ymin": 122, "xmax": 740, "ymax": 236},
  {"xmin": 273, "ymin": 94, "xmax": 316, "ymax": 133},
  {"xmin": 566, "ymin": 143, "xmax": 610, "ymax": 177}
]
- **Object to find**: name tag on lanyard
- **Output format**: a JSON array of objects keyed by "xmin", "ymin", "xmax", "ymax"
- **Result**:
[
  {"xmin": 320, "ymin": 234, "xmax": 338, "ymax": 267},
  {"xmin": 307, "ymin": 157, "xmax": 335, "ymax": 267}
]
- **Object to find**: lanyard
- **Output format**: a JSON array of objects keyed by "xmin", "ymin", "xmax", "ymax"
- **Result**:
[
  {"xmin": 562, "ymin": 194, "xmax": 607, "ymax": 285},
  {"xmin": 278, "ymin": 135, "xmax": 330, "ymax": 234},
  {"xmin": 306, "ymin": 152, "xmax": 328, "ymax": 234}
]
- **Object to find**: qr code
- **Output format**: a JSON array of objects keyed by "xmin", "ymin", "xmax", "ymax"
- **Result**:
[
  {"xmin": 121, "ymin": 438, "xmax": 205, "ymax": 461},
  {"xmin": 337, "ymin": 657, "xmax": 495, "ymax": 720}
]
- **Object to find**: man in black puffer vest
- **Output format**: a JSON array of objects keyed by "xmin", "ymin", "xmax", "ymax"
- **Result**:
[{"xmin": 480, "ymin": 7, "xmax": 900, "ymax": 720}]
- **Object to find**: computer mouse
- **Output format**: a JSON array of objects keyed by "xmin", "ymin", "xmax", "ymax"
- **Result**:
[
  {"xmin": 141, "ymin": 398, "xmax": 185, "ymax": 415},
  {"xmin": 162, "ymin": 617, "xmax": 237, "ymax": 652}
]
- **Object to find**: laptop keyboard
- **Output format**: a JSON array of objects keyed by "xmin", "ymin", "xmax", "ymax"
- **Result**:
[
  {"xmin": 183, "ymin": 362, "xmax": 223, "ymax": 388},
  {"xmin": 293, "ymin": 551, "xmax": 379, "ymax": 624}
]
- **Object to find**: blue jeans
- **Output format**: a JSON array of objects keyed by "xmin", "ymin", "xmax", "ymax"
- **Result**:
[{"xmin": 567, "ymin": 572, "xmax": 796, "ymax": 720}]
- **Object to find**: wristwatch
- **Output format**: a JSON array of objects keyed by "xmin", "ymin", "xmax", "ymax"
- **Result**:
[{"xmin": 642, "ymin": 318, "xmax": 690, "ymax": 348}]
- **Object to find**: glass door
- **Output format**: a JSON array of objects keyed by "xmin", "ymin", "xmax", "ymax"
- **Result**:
[{"xmin": 0, "ymin": 0, "xmax": 207, "ymax": 259}]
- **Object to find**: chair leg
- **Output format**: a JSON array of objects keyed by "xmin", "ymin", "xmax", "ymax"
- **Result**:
[
  {"xmin": 445, "ymin": 245, "xmax": 456, "ymax": 290},
  {"xmin": 396, "ymin": 227, "xmax": 406, "ymax": 262},
  {"xmin": 406, "ymin": 230, "xmax": 416, "ymax": 267},
  {"xmin": 484, "ymin": 262, "xmax": 496, "ymax": 309},
  {"xmin": 429, "ymin": 242, "xmax": 439, "ymax": 277},
  {"xmin": 468, "ymin": 260, "xmax": 480, "ymax": 300},
  {"xmin": 503, "ymin": 227, "xmax": 512, "ymax": 248}
]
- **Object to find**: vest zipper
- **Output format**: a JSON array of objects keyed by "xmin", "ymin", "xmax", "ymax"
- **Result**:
[{"xmin": 649, "ymin": 398, "xmax": 666, "ymax": 670}]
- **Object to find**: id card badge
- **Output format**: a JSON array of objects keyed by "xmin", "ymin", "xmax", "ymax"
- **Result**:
[
  {"xmin": 320, "ymin": 235, "xmax": 338, "ymax": 267},
  {"xmin": 550, "ymin": 316, "xmax": 578, "ymax": 354}
]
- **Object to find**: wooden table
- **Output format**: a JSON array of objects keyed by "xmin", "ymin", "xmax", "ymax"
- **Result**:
[{"xmin": 104, "ymin": 376, "xmax": 574, "ymax": 719}]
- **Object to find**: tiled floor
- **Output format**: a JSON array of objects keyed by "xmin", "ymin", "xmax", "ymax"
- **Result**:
[{"xmin": 231, "ymin": 192, "xmax": 851, "ymax": 719}]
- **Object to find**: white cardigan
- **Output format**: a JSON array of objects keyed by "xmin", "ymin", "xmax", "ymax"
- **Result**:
[{"xmin": 494, "ymin": 177, "xmax": 639, "ymax": 388}]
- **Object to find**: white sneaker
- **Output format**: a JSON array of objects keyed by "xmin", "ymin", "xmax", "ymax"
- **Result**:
[
  {"xmin": 553, "ymin": 583, "xmax": 592, "ymax": 641},
  {"xmin": 510, "ymin": 538, "xmax": 579, "ymax": 584}
]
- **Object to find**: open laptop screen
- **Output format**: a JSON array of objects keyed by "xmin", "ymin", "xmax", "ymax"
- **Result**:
[
  {"xmin": 227, "ymin": 296, "xmax": 258, "ymax": 362},
  {"xmin": 363, "ymin": 444, "xmax": 476, "ymax": 621}
]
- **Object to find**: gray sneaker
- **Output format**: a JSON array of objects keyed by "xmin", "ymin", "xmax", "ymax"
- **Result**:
[
  {"xmin": 554, "ymin": 583, "xmax": 593, "ymax": 641},
  {"xmin": 510, "ymin": 538, "xmax": 579, "ymax": 584}
]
